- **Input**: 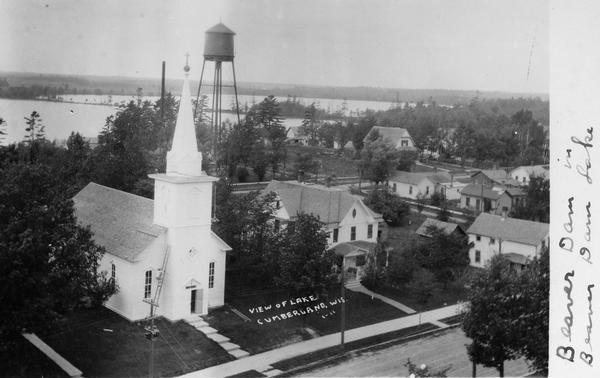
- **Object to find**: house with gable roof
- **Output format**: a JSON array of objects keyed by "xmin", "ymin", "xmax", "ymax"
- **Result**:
[
  {"xmin": 466, "ymin": 213, "xmax": 549, "ymax": 269},
  {"xmin": 415, "ymin": 218, "xmax": 466, "ymax": 238},
  {"xmin": 459, "ymin": 184, "xmax": 526, "ymax": 214},
  {"xmin": 263, "ymin": 180, "xmax": 383, "ymax": 278},
  {"xmin": 470, "ymin": 169, "xmax": 520, "ymax": 187},
  {"xmin": 509, "ymin": 165, "xmax": 550, "ymax": 186},
  {"xmin": 363, "ymin": 126, "xmax": 418, "ymax": 151},
  {"xmin": 73, "ymin": 65, "xmax": 231, "ymax": 321}
]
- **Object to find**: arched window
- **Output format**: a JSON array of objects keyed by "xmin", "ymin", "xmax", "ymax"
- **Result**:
[
  {"xmin": 208, "ymin": 262, "xmax": 215, "ymax": 289},
  {"xmin": 144, "ymin": 270, "xmax": 152, "ymax": 298}
]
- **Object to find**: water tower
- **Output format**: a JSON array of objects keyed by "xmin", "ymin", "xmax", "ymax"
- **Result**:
[{"xmin": 194, "ymin": 22, "xmax": 241, "ymax": 155}]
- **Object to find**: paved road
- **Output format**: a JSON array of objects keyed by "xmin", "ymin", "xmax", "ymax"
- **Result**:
[
  {"xmin": 179, "ymin": 304, "xmax": 463, "ymax": 378},
  {"xmin": 297, "ymin": 328, "xmax": 532, "ymax": 377}
]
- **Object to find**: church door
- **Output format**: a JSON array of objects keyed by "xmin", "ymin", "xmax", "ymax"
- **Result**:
[{"xmin": 190, "ymin": 289, "xmax": 203, "ymax": 314}]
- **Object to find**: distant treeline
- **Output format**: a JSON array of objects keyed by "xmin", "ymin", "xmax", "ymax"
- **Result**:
[{"xmin": 1, "ymin": 71, "xmax": 548, "ymax": 106}]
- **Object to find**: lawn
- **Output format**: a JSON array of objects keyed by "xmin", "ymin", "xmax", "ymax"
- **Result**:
[
  {"xmin": 204, "ymin": 286, "xmax": 408, "ymax": 355},
  {"xmin": 385, "ymin": 212, "xmax": 428, "ymax": 253},
  {"xmin": 3, "ymin": 336, "xmax": 69, "ymax": 378},
  {"xmin": 40, "ymin": 306, "xmax": 233, "ymax": 377},
  {"xmin": 363, "ymin": 282, "xmax": 469, "ymax": 313},
  {"xmin": 286, "ymin": 145, "xmax": 360, "ymax": 178}
]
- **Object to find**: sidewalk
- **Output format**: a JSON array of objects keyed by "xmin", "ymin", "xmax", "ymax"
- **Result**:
[
  {"xmin": 178, "ymin": 303, "xmax": 464, "ymax": 378},
  {"xmin": 346, "ymin": 282, "xmax": 416, "ymax": 314}
]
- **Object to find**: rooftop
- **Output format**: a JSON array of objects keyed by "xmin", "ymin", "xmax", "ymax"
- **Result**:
[
  {"xmin": 460, "ymin": 184, "xmax": 506, "ymax": 200},
  {"xmin": 466, "ymin": 213, "xmax": 549, "ymax": 246},
  {"xmin": 264, "ymin": 181, "xmax": 381, "ymax": 224},
  {"xmin": 363, "ymin": 126, "xmax": 415, "ymax": 146},
  {"xmin": 73, "ymin": 183, "xmax": 166, "ymax": 262},
  {"xmin": 415, "ymin": 218, "xmax": 465, "ymax": 237}
]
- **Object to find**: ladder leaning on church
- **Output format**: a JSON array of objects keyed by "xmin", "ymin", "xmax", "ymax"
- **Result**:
[{"xmin": 143, "ymin": 245, "xmax": 170, "ymax": 340}]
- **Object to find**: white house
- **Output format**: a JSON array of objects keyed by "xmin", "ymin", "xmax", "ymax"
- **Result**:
[
  {"xmin": 363, "ymin": 126, "xmax": 418, "ymax": 151},
  {"xmin": 388, "ymin": 171, "xmax": 439, "ymax": 199},
  {"xmin": 73, "ymin": 67, "xmax": 231, "ymax": 321},
  {"xmin": 466, "ymin": 213, "xmax": 549, "ymax": 269},
  {"xmin": 509, "ymin": 165, "xmax": 549, "ymax": 186},
  {"xmin": 263, "ymin": 181, "xmax": 383, "ymax": 278}
]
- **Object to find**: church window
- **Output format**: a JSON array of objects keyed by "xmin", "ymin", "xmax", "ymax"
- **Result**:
[
  {"xmin": 208, "ymin": 262, "xmax": 215, "ymax": 289},
  {"xmin": 111, "ymin": 263, "xmax": 116, "ymax": 281},
  {"xmin": 351, "ymin": 226, "xmax": 356, "ymax": 241},
  {"xmin": 333, "ymin": 228, "xmax": 339, "ymax": 243},
  {"xmin": 144, "ymin": 270, "xmax": 152, "ymax": 299}
]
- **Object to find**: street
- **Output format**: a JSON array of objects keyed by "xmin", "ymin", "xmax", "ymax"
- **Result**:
[{"xmin": 297, "ymin": 328, "xmax": 533, "ymax": 377}]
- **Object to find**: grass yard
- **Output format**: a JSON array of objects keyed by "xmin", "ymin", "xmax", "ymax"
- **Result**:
[
  {"xmin": 204, "ymin": 287, "xmax": 408, "ymax": 355},
  {"xmin": 385, "ymin": 212, "xmax": 428, "ymax": 253},
  {"xmin": 40, "ymin": 307, "xmax": 233, "ymax": 377},
  {"xmin": 2, "ymin": 336, "xmax": 69, "ymax": 378},
  {"xmin": 364, "ymin": 282, "xmax": 469, "ymax": 313}
]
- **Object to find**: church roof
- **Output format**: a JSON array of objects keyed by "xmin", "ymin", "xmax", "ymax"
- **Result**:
[{"xmin": 73, "ymin": 183, "xmax": 166, "ymax": 262}]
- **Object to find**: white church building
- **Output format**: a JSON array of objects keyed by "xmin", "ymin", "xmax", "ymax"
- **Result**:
[{"xmin": 73, "ymin": 65, "xmax": 230, "ymax": 321}]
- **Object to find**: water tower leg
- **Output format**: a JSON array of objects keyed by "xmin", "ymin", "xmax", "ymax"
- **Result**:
[
  {"xmin": 232, "ymin": 60, "xmax": 241, "ymax": 125},
  {"xmin": 194, "ymin": 59, "xmax": 207, "ymax": 120}
]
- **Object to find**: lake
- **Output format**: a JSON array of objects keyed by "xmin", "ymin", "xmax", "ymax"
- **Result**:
[{"xmin": 1, "ymin": 94, "xmax": 395, "ymax": 145}]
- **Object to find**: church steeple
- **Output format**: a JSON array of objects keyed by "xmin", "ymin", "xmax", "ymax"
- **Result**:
[{"xmin": 166, "ymin": 55, "xmax": 203, "ymax": 176}]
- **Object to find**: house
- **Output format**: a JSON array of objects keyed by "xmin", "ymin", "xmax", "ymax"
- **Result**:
[
  {"xmin": 459, "ymin": 184, "xmax": 525, "ymax": 214},
  {"xmin": 415, "ymin": 218, "xmax": 466, "ymax": 238},
  {"xmin": 388, "ymin": 171, "xmax": 446, "ymax": 199},
  {"xmin": 466, "ymin": 213, "xmax": 549, "ymax": 268},
  {"xmin": 73, "ymin": 68, "xmax": 231, "ymax": 321},
  {"xmin": 470, "ymin": 169, "xmax": 520, "ymax": 187},
  {"xmin": 363, "ymin": 126, "xmax": 418, "ymax": 151},
  {"xmin": 509, "ymin": 165, "xmax": 549, "ymax": 185},
  {"xmin": 263, "ymin": 181, "xmax": 383, "ymax": 277},
  {"xmin": 388, "ymin": 171, "xmax": 435, "ymax": 199}
]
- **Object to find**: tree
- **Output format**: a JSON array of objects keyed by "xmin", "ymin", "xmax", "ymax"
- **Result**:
[
  {"xmin": 254, "ymin": 96, "xmax": 287, "ymax": 177},
  {"xmin": 406, "ymin": 268, "xmax": 439, "ymax": 304},
  {"xmin": 509, "ymin": 177, "xmax": 549, "ymax": 223},
  {"xmin": 24, "ymin": 111, "xmax": 45, "ymax": 162},
  {"xmin": 0, "ymin": 163, "xmax": 116, "ymax": 351},
  {"xmin": 461, "ymin": 255, "xmax": 523, "ymax": 377},
  {"xmin": 213, "ymin": 180, "xmax": 281, "ymax": 286},
  {"xmin": 0, "ymin": 117, "xmax": 6, "ymax": 142},
  {"xmin": 299, "ymin": 103, "xmax": 320, "ymax": 146},
  {"xmin": 418, "ymin": 226, "xmax": 470, "ymax": 286},
  {"xmin": 276, "ymin": 213, "xmax": 338, "ymax": 297},
  {"xmin": 397, "ymin": 150, "xmax": 418, "ymax": 171},
  {"xmin": 513, "ymin": 248, "xmax": 549, "ymax": 373},
  {"xmin": 359, "ymin": 137, "xmax": 400, "ymax": 185},
  {"xmin": 92, "ymin": 100, "xmax": 164, "ymax": 197},
  {"xmin": 364, "ymin": 188, "xmax": 410, "ymax": 226}
]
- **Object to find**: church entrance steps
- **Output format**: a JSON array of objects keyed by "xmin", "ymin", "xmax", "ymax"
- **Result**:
[
  {"xmin": 219, "ymin": 342, "xmax": 241, "ymax": 352},
  {"xmin": 197, "ymin": 326, "xmax": 218, "ymax": 335},
  {"xmin": 206, "ymin": 333, "xmax": 230, "ymax": 343},
  {"xmin": 228, "ymin": 348, "xmax": 250, "ymax": 359}
]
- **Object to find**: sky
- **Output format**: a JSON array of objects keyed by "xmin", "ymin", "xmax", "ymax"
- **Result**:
[{"xmin": 1, "ymin": 0, "xmax": 548, "ymax": 93}]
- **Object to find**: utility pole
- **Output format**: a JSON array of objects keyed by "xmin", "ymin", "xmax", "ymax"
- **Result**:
[{"xmin": 340, "ymin": 258, "xmax": 346, "ymax": 348}]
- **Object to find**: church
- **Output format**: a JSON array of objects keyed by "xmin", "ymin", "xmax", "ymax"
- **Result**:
[{"xmin": 73, "ymin": 64, "xmax": 230, "ymax": 321}]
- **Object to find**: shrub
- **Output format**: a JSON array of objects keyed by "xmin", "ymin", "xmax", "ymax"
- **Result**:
[{"xmin": 236, "ymin": 166, "xmax": 249, "ymax": 182}]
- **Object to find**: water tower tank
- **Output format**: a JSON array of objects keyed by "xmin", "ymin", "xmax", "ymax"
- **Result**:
[{"xmin": 204, "ymin": 23, "xmax": 235, "ymax": 62}]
